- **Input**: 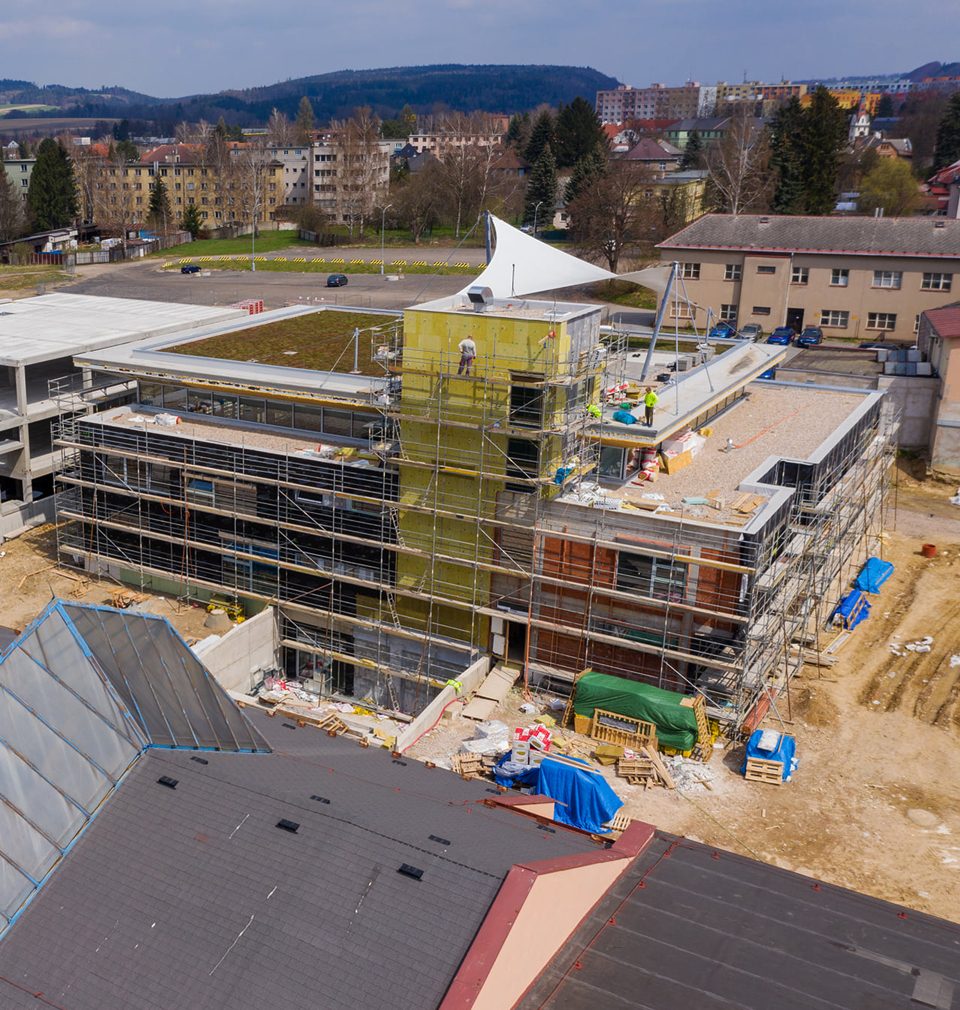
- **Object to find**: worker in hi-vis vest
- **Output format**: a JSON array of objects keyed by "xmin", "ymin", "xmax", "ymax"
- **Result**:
[{"xmin": 643, "ymin": 386, "xmax": 659, "ymax": 426}]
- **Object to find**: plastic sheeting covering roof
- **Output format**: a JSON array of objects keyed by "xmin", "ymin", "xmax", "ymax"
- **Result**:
[
  {"xmin": 464, "ymin": 214, "xmax": 616, "ymax": 298},
  {"xmin": 0, "ymin": 600, "xmax": 268, "ymax": 933}
]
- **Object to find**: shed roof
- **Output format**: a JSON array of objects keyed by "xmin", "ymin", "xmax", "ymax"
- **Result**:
[
  {"xmin": 659, "ymin": 213, "xmax": 960, "ymax": 260},
  {"xmin": 0, "ymin": 708, "xmax": 593, "ymax": 1010},
  {"xmin": 521, "ymin": 829, "xmax": 960, "ymax": 1009}
]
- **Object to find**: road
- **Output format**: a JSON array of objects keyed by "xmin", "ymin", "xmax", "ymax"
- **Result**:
[{"xmin": 68, "ymin": 260, "xmax": 470, "ymax": 311}]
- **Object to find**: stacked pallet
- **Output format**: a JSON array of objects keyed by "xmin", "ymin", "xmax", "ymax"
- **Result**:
[{"xmin": 616, "ymin": 747, "xmax": 675, "ymax": 790}]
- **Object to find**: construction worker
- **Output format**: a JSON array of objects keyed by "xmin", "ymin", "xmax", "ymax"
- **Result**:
[
  {"xmin": 457, "ymin": 334, "xmax": 477, "ymax": 376},
  {"xmin": 643, "ymin": 386, "xmax": 659, "ymax": 426}
]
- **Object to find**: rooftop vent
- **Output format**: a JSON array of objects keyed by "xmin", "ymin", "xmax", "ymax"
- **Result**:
[
  {"xmin": 758, "ymin": 216, "xmax": 770, "ymax": 225},
  {"xmin": 276, "ymin": 819, "xmax": 300, "ymax": 833},
  {"xmin": 157, "ymin": 776, "xmax": 178, "ymax": 789},
  {"xmin": 397, "ymin": 864, "xmax": 424, "ymax": 881},
  {"xmin": 190, "ymin": 756, "xmax": 209, "ymax": 765},
  {"xmin": 467, "ymin": 285, "xmax": 494, "ymax": 312},
  {"xmin": 935, "ymin": 221, "xmax": 946, "ymax": 229},
  {"xmin": 428, "ymin": 835, "xmax": 452, "ymax": 846},
  {"xmin": 309, "ymin": 795, "xmax": 331, "ymax": 805}
]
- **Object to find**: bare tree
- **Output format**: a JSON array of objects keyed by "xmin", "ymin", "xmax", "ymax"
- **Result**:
[
  {"xmin": 70, "ymin": 145, "xmax": 100, "ymax": 225},
  {"xmin": 567, "ymin": 160, "xmax": 655, "ymax": 272},
  {"xmin": 0, "ymin": 172, "xmax": 25, "ymax": 242},
  {"xmin": 331, "ymin": 107, "xmax": 386, "ymax": 238},
  {"xmin": 93, "ymin": 146, "xmax": 140, "ymax": 250},
  {"xmin": 705, "ymin": 111, "xmax": 773, "ymax": 215},
  {"xmin": 392, "ymin": 162, "xmax": 441, "ymax": 243},
  {"xmin": 267, "ymin": 108, "xmax": 294, "ymax": 147}
]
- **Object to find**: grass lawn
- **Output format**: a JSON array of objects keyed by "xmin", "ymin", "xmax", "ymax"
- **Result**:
[
  {"xmin": 597, "ymin": 279, "xmax": 659, "ymax": 311},
  {"xmin": 162, "ymin": 309, "xmax": 402, "ymax": 374},
  {"xmin": 159, "ymin": 230, "xmax": 304, "ymax": 258},
  {"xmin": 165, "ymin": 255, "xmax": 476, "ymax": 275},
  {"xmin": 0, "ymin": 266, "xmax": 73, "ymax": 291}
]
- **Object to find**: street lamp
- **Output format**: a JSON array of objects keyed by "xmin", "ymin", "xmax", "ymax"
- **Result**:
[
  {"xmin": 380, "ymin": 203, "xmax": 393, "ymax": 276},
  {"xmin": 533, "ymin": 200, "xmax": 544, "ymax": 238}
]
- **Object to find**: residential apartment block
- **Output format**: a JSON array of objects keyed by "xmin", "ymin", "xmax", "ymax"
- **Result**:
[
  {"xmin": 2, "ymin": 155, "xmax": 34, "ymax": 200},
  {"xmin": 309, "ymin": 134, "xmax": 390, "ymax": 221},
  {"xmin": 918, "ymin": 304, "xmax": 960, "ymax": 474},
  {"xmin": 596, "ymin": 83, "xmax": 717, "ymax": 124},
  {"xmin": 266, "ymin": 143, "xmax": 311, "ymax": 206},
  {"xmin": 53, "ymin": 225, "xmax": 892, "ymax": 736},
  {"xmin": 658, "ymin": 215, "xmax": 960, "ymax": 341}
]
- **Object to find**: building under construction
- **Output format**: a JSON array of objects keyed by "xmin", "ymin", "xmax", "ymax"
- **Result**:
[{"xmin": 53, "ymin": 225, "xmax": 897, "ymax": 731}]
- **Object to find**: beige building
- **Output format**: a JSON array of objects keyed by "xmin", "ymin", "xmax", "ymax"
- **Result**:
[
  {"xmin": 657, "ymin": 215, "xmax": 960, "ymax": 341},
  {"xmin": 917, "ymin": 304, "xmax": 960, "ymax": 474}
]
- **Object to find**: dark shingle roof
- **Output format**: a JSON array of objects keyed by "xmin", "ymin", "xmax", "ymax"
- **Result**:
[
  {"xmin": 659, "ymin": 213, "xmax": 960, "ymax": 259},
  {"xmin": 0, "ymin": 709, "xmax": 593, "ymax": 1010},
  {"xmin": 521, "ymin": 830, "xmax": 960, "ymax": 1010}
]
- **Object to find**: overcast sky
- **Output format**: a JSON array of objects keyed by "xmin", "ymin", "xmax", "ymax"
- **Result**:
[{"xmin": 0, "ymin": 2, "xmax": 947, "ymax": 97}]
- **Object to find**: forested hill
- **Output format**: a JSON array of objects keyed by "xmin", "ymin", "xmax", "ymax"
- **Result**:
[{"xmin": 2, "ymin": 65, "xmax": 620, "ymax": 127}]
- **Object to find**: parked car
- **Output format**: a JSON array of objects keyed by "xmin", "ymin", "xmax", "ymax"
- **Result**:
[
  {"xmin": 180, "ymin": 263, "xmax": 201, "ymax": 275},
  {"xmin": 738, "ymin": 323, "xmax": 763, "ymax": 341},
  {"xmin": 858, "ymin": 340, "xmax": 888, "ymax": 349},
  {"xmin": 758, "ymin": 366, "xmax": 777, "ymax": 380},
  {"xmin": 796, "ymin": 326, "xmax": 823, "ymax": 347},
  {"xmin": 326, "ymin": 273, "xmax": 348, "ymax": 287},
  {"xmin": 766, "ymin": 326, "xmax": 796, "ymax": 345},
  {"xmin": 708, "ymin": 321, "xmax": 737, "ymax": 339}
]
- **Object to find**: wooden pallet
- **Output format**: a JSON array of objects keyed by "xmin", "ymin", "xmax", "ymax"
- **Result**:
[
  {"xmin": 744, "ymin": 757, "xmax": 784, "ymax": 785},
  {"xmin": 451, "ymin": 752, "xmax": 485, "ymax": 780},
  {"xmin": 590, "ymin": 708, "xmax": 657, "ymax": 749},
  {"xmin": 606, "ymin": 812, "xmax": 633, "ymax": 833},
  {"xmin": 616, "ymin": 756, "xmax": 657, "ymax": 786}
]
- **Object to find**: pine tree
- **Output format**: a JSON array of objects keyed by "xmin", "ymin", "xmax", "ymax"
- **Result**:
[
  {"xmin": 506, "ymin": 112, "xmax": 530, "ymax": 152},
  {"xmin": 524, "ymin": 110, "xmax": 556, "ymax": 166},
  {"xmin": 565, "ymin": 147, "xmax": 607, "ymax": 204},
  {"xmin": 679, "ymin": 129, "xmax": 704, "ymax": 170},
  {"xmin": 180, "ymin": 204, "xmax": 204, "ymax": 239},
  {"xmin": 876, "ymin": 94, "xmax": 895, "ymax": 119},
  {"xmin": 295, "ymin": 96, "xmax": 316, "ymax": 145},
  {"xmin": 770, "ymin": 98, "xmax": 806, "ymax": 214},
  {"xmin": 27, "ymin": 138, "xmax": 77, "ymax": 231},
  {"xmin": 554, "ymin": 97, "xmax": 607, "ymax": 168},
  {"xmin": 147, "ymin": 177, "xmax": 172, "ymax": 232},
  {"xmin": 800, "ymin": 86, "xmax": 848, "ymax": 214},
  {"xmin": 933, "ymin": 92, "xmax": 960, "ymax": 170},
  {"xmin": 523, "ymin": 143, "xmax": 558, "ymax": 230}
]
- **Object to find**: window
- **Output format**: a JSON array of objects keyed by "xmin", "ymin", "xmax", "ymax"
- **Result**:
[
  {"xmin": 867, "ymin": 312, "xmax": 897, "ymax": 330},
  {"xmin": 752, "ymin": 306, "xmax": 771, "ymax": 316},
  {"xmin": 872, "ymin": 270, "xmax": 902, "ymax": 289},
  {"xmin": 505, "ymin": 438, "xmax": 539, "ymax": 492},
  {"xmin": 509, "ymin": 385, "xmax": 543, "ymax": 427},
  {"xmin": 819, "ymin": 310, "xmax": 849, "ymax": 328},
  {"xmin": 791, "ymin": 266, "xmax": 809, "ymax": 285},
  {"xmin": 679, "ymin": 262, "xmax": 700, "ymax": 279},
  {"xmin": 724, "ymin": 263, "xmax": 742, "ymax": 281},
  {"xmin": 598, "ymin": 447, "xmax": 625, "ymax": 481},
  {"xmin": 670, "ymin": 304, "xmax": 693, "ymax": 320},
  {"xmin": 922, "ymin": 272, "xmax": 952, "ymax": 291},
  {"xmin": 830, "ymin": 268, "xmax": 849, "ymax": 287},
  {"xmin": 616, "ymin": 551, "xmax": 686, "ymax": 601},
  {"xmin": 720, "ymin": 304, "xmax": 737, "ymax": 322},
  {"xmin": 914, "ymin": 314, "xmax": 921, "ymax": 335},
  {"xmin": 756, "ymin": 264, "xmax": 776, "ymax": 275}
]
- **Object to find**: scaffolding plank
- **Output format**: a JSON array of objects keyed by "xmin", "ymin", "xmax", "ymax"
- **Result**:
[
  {"xmin": 462, "ymin": 696, "xmax": 499, "ymax": 722},
  {"xmin": 475, "ymin": 665, "xmax": 520, "ymax": 703}
]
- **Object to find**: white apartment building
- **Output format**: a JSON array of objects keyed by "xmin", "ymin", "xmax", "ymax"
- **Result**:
[
  {"xmin": 596, "ymin": 83, "xmax": 717, "ymax": 124},
  {"xmin": 267, "ymin": 144, "xmax": 312, "ymax": 206}
]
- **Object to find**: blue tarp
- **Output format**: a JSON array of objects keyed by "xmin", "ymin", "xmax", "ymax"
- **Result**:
[
  {"xmin": 855, "ymin": 556, "xmax": 895, "ymax": 594},
  {"xmin": 494, "ymin": 753, "xmax": 623, "ymax": 834},
  {"xmin": 742, "ymin": 730, "xmax": 798, "ymax": 782},
  {"xmin": 612, "ymin": 409, "xmax": 637, "ymax": 425},
  {"xmin": 832, "ymin": 589, "xmax": 870, "ymax": 630}
]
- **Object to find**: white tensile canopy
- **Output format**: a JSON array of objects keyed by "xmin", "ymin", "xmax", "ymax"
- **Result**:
[{"xmin": 464, "ymin": 215, "xmax": 617, "ymax": 298}]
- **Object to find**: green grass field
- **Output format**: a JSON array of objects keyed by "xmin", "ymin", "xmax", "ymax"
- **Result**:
[
  {"xmin": 163, "ymin": 309, "xmax": 401, "ymax": 374},
  {"xmin": 0, "ymin": 103, "xmax": 58, "ymax": 116},
  {"xmin": 166, "ymin": 255, "xmax": 476, "ymax": 275},
  {"xmin": 0, "ymin": 266, "xmax": 73, "ymax": 291}
]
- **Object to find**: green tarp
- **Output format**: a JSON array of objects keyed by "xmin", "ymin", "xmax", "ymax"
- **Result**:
[{"xmin": 572, "ymin": 671, "xmax": 698, "ymax": 751}]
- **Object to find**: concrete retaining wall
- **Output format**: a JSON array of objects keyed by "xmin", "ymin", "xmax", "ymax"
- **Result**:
[
  {"xmin": 396, "ymin": 655, "xmax": 491, "ymax": 753},
  {"xmin": 192, "ymin": 608, "xmax": 278, "ymax": 694}
]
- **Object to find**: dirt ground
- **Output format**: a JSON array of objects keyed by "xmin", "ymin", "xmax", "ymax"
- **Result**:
[
  {"xmin": 4, "ymin": 470, "xmax": 960, "ymax": 922},
  {"xmin": 0, "ymin": 522, "xmax": 214, "ymax": 642},
  {"xmin": 412, "ymin": 469, "xmax": 960, "ymax": 924}
]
